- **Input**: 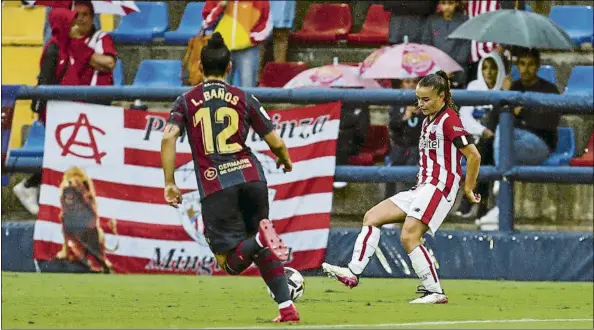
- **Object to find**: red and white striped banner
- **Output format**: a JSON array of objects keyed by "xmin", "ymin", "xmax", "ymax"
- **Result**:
[{"xmin": 34, "ymin": 101, "xmax": 341, "ymax": 275}]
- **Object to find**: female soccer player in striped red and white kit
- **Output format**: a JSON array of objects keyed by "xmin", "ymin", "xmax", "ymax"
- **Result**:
[{"xmin": 323, "ymin": 71, "xmax": 482, "ymax": 304}]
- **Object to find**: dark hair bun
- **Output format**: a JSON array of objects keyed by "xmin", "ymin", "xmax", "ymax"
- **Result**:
[
  {"xmin": 435, "ymin": 70, "xmax": 448, "ymax": 81},
  {"xmin": 208, "ymin": 32, "xmax": 226, "ymax": 48}
]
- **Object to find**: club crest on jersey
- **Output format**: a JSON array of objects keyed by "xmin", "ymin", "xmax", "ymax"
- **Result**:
[{"xmin": 419, "ymin": 138, "xmax": 440, "ymax": 149}]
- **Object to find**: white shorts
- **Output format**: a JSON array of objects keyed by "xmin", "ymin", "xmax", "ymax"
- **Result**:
[{"xmin": 388, "ymin": 184, "xmax": 454, "ymax": 235}]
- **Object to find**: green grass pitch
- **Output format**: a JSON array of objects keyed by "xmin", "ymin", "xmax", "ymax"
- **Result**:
[{"xmin": 2, "ymin": 272, "xmax": 592, "ymax": 329}]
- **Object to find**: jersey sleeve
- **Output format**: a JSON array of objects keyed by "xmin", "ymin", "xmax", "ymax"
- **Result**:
[
  {"xmin": 444, "ymin": 114, "xmax": 474, "ymax": 149},
  {"xmin": 167, "ymin": 96, "xmax": 188, "ymax": 135},
  {"xmin": 100, "ymin": 34, "xmax": 117, "ymax": 58},
  {"xmin": 247, "ymin": 94, "xmax": 274, "ymax": 138}
]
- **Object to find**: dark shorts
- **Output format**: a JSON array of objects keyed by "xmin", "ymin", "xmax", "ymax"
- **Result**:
[{"xmin": 201, "ymin": 181, "xmax": 270, "ymax": 254}]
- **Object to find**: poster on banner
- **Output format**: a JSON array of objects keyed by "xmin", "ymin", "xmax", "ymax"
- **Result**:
[{"xmin": 33, "ymin": 100, "xmax": 341, "ymax": 275}]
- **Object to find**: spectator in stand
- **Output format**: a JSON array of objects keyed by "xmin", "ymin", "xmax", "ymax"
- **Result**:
[
  {"xmin": 381, "ymin": 0, "xmax": 438, "ymax": 44},
  {"xmin": 43, "ymin": 5, "xmax": 101, "ymax": 45},
  {"xmin": 384, "ymin": 78, "xmax": 424, "ymax": 199},
  {"xmin": 333, "ymin": 99, "xmax": 370, "ymax": 189},
  {"xmin": 64, "ymin": 1, "xmax": 117, "ymax": 92},
  {"xmin": 13, "ymin": 8, "xmax": 78, "ymax": 216},
  {"xmin": 466, "ymin": 0, "xmax": 525, "ymax": 83},
  {"xmin": 422, "ymin": 0, "xmax": 470, "ymax": 88},
  {"xmin": 456, "ymin": 51, "xmax": 511, "ymax": 219},
  {"xmin": 476, "ymin": 48, "xmax": 560, "ymax": 227},
  {"xmin": 202, "ymin": 0, "xmax": 272, "ymax": 88}
]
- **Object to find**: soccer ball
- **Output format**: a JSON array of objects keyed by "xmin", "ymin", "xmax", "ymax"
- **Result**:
[{"xmin": 267, "ymin": 267, "xmax": 305, "ymax": 301}]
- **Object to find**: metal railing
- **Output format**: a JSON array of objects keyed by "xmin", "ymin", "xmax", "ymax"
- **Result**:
[{"xmin": 5, "ymin": 85, "xmax": 594, "ymax": 232}]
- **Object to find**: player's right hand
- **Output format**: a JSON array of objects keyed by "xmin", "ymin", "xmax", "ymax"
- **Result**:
[
  {"xmin": 277, "ymin": 158, "xmax": 293, "ymax": 173},
  {"xmin": 164, "ymin": 183, "xmax": 182, "ymax": 208},
  {"xmin": 464, "ymin": 188, "xmax": 481, "ymax": 204}
]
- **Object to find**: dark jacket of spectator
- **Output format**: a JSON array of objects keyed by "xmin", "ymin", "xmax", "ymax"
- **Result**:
[
  {"xmin": 510, "ymin": 78, "xmax": 560, "ymax": 151},
  {"xmin": 33, "ymin": 8, "xmax": 77, "ymax": 123},
  {"xmin": 381, "ymin": 0, "xmax": 438, "ymax": 44},
  {"xmin": 389, "ymin": 106, "xmax": 424, "ymax": 149},
  {"xmin": 336, "ymin": 104, "xmax": 370, "ymax": 165}
]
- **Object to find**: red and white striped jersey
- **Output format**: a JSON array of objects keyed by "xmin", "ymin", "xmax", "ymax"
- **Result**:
[
  {"xmin": 417, "ymin": 107, "xmax": 473, "ymax": 202},
  {"xmin": 466, "ymin": 0, "xmax": 501, "ymax": 62}
]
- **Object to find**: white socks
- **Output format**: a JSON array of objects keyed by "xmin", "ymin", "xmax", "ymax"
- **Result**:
[
  {"xmin": 348, "ymin": 226, "xmax": 381, "ymax": 275},
  {"xmin": 408, "ymin": 245, "xmax": 442, "ymax": 293},
  {"xmin": 278, "ymin": 300, "xmax": 293, "ymax": 309}
]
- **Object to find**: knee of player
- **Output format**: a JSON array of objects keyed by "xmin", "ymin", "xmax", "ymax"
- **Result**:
[
  {"xmin": 400, "ymin": 225, "xmax": 421, "ymax": 251},
  {"xmin": 362, "ymin": 210, "xmax": 381, "ymax": 227}
]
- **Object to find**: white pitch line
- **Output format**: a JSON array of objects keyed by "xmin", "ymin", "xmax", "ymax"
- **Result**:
[{"xmin": 214, "ymin": 318, "xmax": 593, "ymax": 329}]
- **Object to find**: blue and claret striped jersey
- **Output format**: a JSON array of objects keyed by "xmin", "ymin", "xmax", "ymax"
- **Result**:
[{"xmin": 167, "ymin": 79, "xmax": 274, "ymax": 200}]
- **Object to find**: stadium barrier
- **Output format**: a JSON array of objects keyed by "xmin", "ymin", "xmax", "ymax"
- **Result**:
[
  {"xmin": 4, "ymin": 85, "xmax": 594, "ymax": 234},
  {"xmin": 3, "ymin": 221, "xmax": 592, "ymax": 281}
]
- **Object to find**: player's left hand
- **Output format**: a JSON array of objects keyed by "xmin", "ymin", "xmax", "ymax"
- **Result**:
[
  {"xmin": 276, "ymin": 157, "xmax": 293, "ymax": 173},
  {"xmin": 164, "ymin": 183, "xmax": 182, "ymax": 208},
  {"xmin": 464, "ymin": 188, "xmax": 481, "ymax": 204}
]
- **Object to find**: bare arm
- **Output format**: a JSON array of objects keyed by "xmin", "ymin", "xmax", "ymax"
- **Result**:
[
  {"xmin": 161, "ymin": 124, "xmax": 181, "ymax": 185},
  {"xmin": 90, "ymin": 53, "xmax": 116, "ymax": 72},
  {"xmin": 460, "ymin": 143, "xmax": 482, "ymax": 203},
  {"xmin": 263, "ymin": 130, "xmax": 292, "ymax": 172}
]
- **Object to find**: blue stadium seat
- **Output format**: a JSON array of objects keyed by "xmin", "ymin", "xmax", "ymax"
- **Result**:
[
  {"xmin": 5, "ymin": 120, "xmax": 45, "ymax": 171},
  {"xmin": 542, "ymin": 127, "xmax": 576, "ymax": 166},
  {"xmin": 133, "ymin": 60, "xmax": 182, "ymax": 87},
  {"xmin": 114, "ymin": 59, "xmax": 124, "ymax": 86},
  {"xmin": 565, "ymin": 66, "xmax": 593, "ymax": 95},
  {"xmin": 111, "ymin": 2, "xmax": 169, "ymax": 43},
  {"xmin": 549, "ymin": 6, "xmax": 593, "ymax": 46},
  {"xmin": 163, "ymin": 2, "xmax": 205, "ymax": 45},
  {"xmin": 510, "ymin": 65, "xmax": 556, "ymax": 84},
  {"xmin": 1, "ymin": 174, "xmax": 9, "ymax": 187}
]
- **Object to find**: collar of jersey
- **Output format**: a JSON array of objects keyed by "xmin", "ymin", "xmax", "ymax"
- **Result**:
[{"xmin": 427, "ymin": 104, "xmax": 448, "ymax": 124}]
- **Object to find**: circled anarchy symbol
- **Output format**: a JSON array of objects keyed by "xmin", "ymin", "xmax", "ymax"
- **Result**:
[{"xmin": 55, "ymin": 113, "xmax": 106, "ymax": 164}]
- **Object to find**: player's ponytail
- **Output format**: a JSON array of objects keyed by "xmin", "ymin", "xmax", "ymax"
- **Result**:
[
  {"xmin": 200, "ymin": 32, "xmax": 231, "ymax": 77},
  {"xmin": 418, "ymin": 70, "xmax": 459, "ymax": 113}
]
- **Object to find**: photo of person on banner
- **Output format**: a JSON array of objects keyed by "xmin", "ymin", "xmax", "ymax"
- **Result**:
[{"xmin": 54, "ymin": 166, "xmax": 118, "ymax": 273}]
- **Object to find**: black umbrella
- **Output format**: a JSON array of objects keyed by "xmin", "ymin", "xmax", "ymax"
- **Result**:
[{"xmin": 448, "ymin": 9, "xmax": 575, "ymax": 50}]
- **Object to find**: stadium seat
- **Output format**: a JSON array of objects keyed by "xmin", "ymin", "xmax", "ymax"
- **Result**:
[
  {"xmin": 549, "ymin": 6, "xmax": 593, "ymax": 46},
  {"xmin": 570, "ymin": 132, "xmax": 594, "ymax": 167},
  {"xmin": 111, "ymin": 2, "xmax": 169, "ymax": 43},
  {"xmin": 542, "ymin": 127, "xmax": 576, "ymax": 166},
  {"xmin": 113, "ymin": 59, "xmax": 124, "ymax": 86},
  {"xmin": 5, "ymin": 120, "xmax": 45, "ymax": 171},
  {"xmin": 259, "ymin": 62, "xmax": 308, "ymax": 88},
  {"xmin": 1, "ymin": 175, "xmax": 9, "ymax": 187},
  {"xmin": 163, "ymin": 2, "xmax": 205, "ymax": 44},
  {"xmin": 565, "ymin": 66, "xmax": 593, "ymax": 95},
  {"xmin": 133, "ymin": 60, "xmax": 182, "ymax": 87},
  {"xmin": 510, "ymin": 65, "xmax": 556, "ymax": 84},
  {"xmin": 348, "ymin": 125, "xmax": 390, "ymax": 166},
  {"xmin": 1, "ymin": 6, "xmax": 45, "ymax": 45},
  {"xmin": 347, "ymin": 4, "xmax": 390, "ymax": 45},
  {"xmin": 290, "ymin": 4, "xmax": 352, "ymax": 44}
]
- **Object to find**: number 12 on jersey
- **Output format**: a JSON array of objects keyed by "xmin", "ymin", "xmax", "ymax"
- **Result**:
[{"xmin": 193, "ymin": 107, "xmax": 243, "ymax": 154}]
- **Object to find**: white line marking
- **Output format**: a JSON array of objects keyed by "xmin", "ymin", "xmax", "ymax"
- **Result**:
[{"xmin": 217, "ymin": 318, "xmax": 593, "ymax": 329}]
